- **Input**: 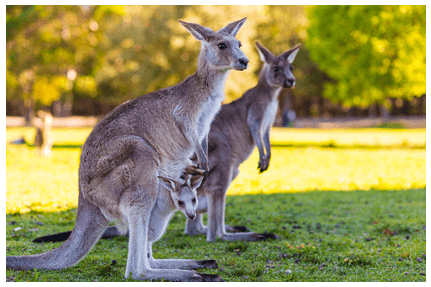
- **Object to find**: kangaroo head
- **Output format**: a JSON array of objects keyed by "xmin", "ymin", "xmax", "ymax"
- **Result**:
[
  {"xmin": 158, "ymin": 169, "xmax": 205, "ymax": 220},
  {"xmin": 255, "ymin": 42, "xmax": 301, "ymax": 89},
  {"xmin": 179, "ymin": 18, "xmax": 249, "ymax": 71}
]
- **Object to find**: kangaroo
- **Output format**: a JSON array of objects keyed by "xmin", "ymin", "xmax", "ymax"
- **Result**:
[
  {"xmin": 7, "ymin": 18, "xmax": 249, "ymax": 282},
  {"xmin": 185, "ymin": 42, "xmax": 301, "ymax": 242}
]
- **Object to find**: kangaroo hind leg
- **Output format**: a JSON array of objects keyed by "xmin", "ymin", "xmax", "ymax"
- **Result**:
[
  {"xmin": 206, "ymin": 167, "xmax": 278, "ymax": 242},
  {"xmin": 147, "ymin": 242, "xmax": 219, "ymax": 271},
  {"xmin": 124, "ymin": 192, "xmax": 220, "ymax": 282}
]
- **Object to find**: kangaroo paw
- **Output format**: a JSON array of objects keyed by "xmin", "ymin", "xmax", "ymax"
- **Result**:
[
  {"xmin": 186, "ymin": 165, "xmax": 208, "ymax": 176},
  {"xmin": 197, "ymin": 259, "xmax": 219, "ymax": 269},
  {"xmin": 197, "ymin": 273, "xmax": 224, "ymax": 282},
  {"xmin": 257, "ymin": 232, "xmax": 280, "ymax": 241}
]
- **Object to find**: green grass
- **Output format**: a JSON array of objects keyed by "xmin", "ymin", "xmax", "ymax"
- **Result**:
[
  {"xmin": 6, "ymin": 127, "xmax": 426, "ymax": 281},
  {"xmin": 6, "ymin": 189, "xmax": 426, "ymax": 282}
]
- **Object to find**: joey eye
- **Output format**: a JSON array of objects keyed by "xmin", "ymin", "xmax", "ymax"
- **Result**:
[
  {"xmin": 273, "ymin": 67, "xmax": 279, "ymax": 72},
  {"xmin": 218, "ymin": 43, "xmax": 227, "ymax": 50},
  {"xmin": 178, "ymin": 201, "xmax": 185, "ymax": 207},
  {"xmin": 192, "ymin": 198, "xmax": 196, "ymax": 204}
]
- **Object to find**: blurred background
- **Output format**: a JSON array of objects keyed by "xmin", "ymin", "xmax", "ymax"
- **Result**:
[{"xmin": 6, "ymin": 5, "xmax": 426, "ymax": 127}]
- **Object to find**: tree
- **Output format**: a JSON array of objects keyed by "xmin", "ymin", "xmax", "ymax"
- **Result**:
[
  {"xmin": 306, "ymin": 5, "xmax": 426, "ymax": 108},
  {"xmin": 6, "ymin": 5, "xmax": 124, "ymax": 116}
]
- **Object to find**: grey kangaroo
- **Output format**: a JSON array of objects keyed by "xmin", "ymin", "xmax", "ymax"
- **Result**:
[
  {"xmin": 33, "ymin": 42, "xmax": 300, "ymax": 244},
  {"xmin": 186, "ymin": 42, "xmax": 301, "ymax": 241},
  {"xmin": 7, "ymin": 18, "xmax": 249, "ymax": 282}
]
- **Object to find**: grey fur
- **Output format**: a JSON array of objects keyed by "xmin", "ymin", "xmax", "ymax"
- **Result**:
[
  {"xmin": 7, "ymin": 18, "xmax": 248, "ymax": 282},
  {"xmin": 186, "ymin": 42, "xmax": 301, "ymax": 241}
]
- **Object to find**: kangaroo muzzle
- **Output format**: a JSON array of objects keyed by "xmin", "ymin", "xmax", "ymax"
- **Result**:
[
  {"xmin": 187, "ymin": 212, "xmax": 196, "ymax": 220},
  {"xmin": 238, "ymin": 57, "xmax": 249, "ymax": 70},
  {"xmin": 283, "ymin": 78, "xmax": 295, "ymax": 88}
]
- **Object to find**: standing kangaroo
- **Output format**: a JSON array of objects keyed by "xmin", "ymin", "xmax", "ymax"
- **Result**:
[
  {"xmin": 7, "ymin": 18, "xmax": 249, "ymax": 282},
  {"xmin": 185, "ymin": 42, "xmax": 301, "ymax": 242}
]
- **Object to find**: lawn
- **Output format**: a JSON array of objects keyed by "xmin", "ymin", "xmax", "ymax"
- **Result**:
[{"xmin": 5, "ymin": 127, "xmax": 426, "ymax": 281}]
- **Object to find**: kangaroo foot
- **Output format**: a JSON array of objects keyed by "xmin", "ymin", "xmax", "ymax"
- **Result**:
[
  {"xmin": 254, "ymin": 231, "xmax": 280, "ymax": 241},
  {"xmin": 196, "ymin": 259, "xmax": 219, "ymax": 269},
  {"xmin": 197, "ymin": 273, "xmax": 225, "ymax": 282},
  {"xmin": 226, "ymin": 225, "xmax": 250, "ymax": 233}
]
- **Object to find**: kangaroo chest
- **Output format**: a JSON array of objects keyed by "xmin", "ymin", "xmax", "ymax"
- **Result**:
[
  {"xmin": 196, "ymin": 92, "xmax": 223, "ymax": 141},
  {"xmin": 261, "ymin": 99, "xmax": 279, "ymax": 132}
]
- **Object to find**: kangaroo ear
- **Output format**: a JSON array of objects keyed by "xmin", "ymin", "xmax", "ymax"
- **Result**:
[
  {"xmin": 280, "ymin": 44, "xmax": 301, "ymax": 64},
  {"xmin": 255, "ymin": 41, "xmax": 275, "ymax": 63},
  {"xmin": 189, "ymin": 174, "xmax": 205, "ymax": 190},
  {"xmin": 178, "ymin": 20, "xmax": 214, "ymax": 42},
  {"xmin": 218, "ymin": 17, "xmax": 247, "ymax": 37},
  {"xmin": 158, "ymin": 176, "xmax": 177, "ymax": 192}
]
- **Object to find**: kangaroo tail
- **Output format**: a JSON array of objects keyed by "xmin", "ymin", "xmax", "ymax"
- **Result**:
[
  {"xmin": 7, "ymin": 193, "xmax": 109, "ymax": 270},
  {"xmin": 33, "ymin": 226, "xmax": 125, "ymax": 243},
  {"xmin": 33, "ymin": 231, "xmax": 72, "ymax": 243}
]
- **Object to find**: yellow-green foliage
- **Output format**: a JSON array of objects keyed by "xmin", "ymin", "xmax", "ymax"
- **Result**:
[{"xmin": 6, "ymin": 127, "xmax": 426, "ymax": 214}]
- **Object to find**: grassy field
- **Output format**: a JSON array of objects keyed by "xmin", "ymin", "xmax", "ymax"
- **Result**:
[{"xmin": 5, "ymin": 127, "xmax": 426, "ymax": 281}]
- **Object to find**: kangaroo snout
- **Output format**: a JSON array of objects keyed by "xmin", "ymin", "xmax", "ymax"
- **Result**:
[
  {"xmin": 235, "ymin": 57, "xmax": 249, "ymax": 70},
  {"xmin": 187, "ymin": 212, "xmax": 196, "ymax": 220},
  {"xmin": 284, "ymin": 78, "xmax": 295, "ymax": 88}
]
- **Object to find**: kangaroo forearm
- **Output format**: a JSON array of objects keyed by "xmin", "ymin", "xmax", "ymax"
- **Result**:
[
  {"xmin": 263, "ymin": 129, "xmax": 271, "ymax": 158},
  {"xmin": 250, "ymin": 129, "xmax": 266, "ymax": 158}
]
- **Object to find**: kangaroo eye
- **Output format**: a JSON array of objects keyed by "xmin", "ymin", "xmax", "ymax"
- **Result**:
[
  {"xmin": 290, "ymin": 65, "xmax": 294, "ymax": 71},
  {"xmin": 178, "ymin": 201, "xmax": 185, "ymax": 207},
  {"xmin": 218, "ymin": 43, "xmax": 227, "ymax": 50},
  {"xmin": 273, "ymin": 67, "xmax": 279, "ymax": 72},
  {"xmin": 239, "ymin": 42, "xmax": 242, "ymax": 48},
  {"xmin": 192, "ymin": 198, "xmax": 196, "ymax": 204}
]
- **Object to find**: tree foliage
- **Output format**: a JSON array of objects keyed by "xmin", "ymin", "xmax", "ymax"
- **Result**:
[
  {"xmin": 306, "ymin": 5, "xmax": 426, "ymax": 107},
  {"xmin": 6, "ymin": 5, "xmax": 124, "ymax": 107},
  {"xmin": 7, "ymin": 5, "xmax": 315, "ymax": 110}
]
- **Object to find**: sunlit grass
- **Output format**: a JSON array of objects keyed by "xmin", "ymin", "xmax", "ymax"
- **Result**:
[
  {"xmin": 270, "ymin": 127, "xmax": 426, "ymax": 148},
  {"xmin": 6, "ymin": 127, "xmax": 426, "ymax": 214},
  {"xmin": 230, "ymin": 146, "xmax": 425, "ymax": 195}
]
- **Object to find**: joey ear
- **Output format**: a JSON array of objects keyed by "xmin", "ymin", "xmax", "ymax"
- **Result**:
[
  {"xmin": 218, "ymin": 17, "xmax": 247, "ymax": 37},
  {"xmin": 178, "ymin": 20, "xmax": 214, "ymax": 42},
  {"xmin": 189, "ymin": 174, "xmax": 205, "ymax": 190},
  {"xmin": 280, "ymin": 44, "xmax": 301, "ymax": 64},
  {"xmin": 158, "ymin": 176, "xmax": 177, "ymax": 192},
  {"xmin": 255, "ymin": 41, "xmax": 275, "ymax": 63}
]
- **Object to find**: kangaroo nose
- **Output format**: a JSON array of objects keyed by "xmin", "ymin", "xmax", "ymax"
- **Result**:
[
  {"xmin": 284, "ymin": 79, "xmax": 295, "ymax": 88},
  {"xmin": 188, "ymin": 213, "xmax": 196, "ymax": 220},
  {"xmin": 238, "ymin": 57, "xmax": 249, "ymax": 69}
]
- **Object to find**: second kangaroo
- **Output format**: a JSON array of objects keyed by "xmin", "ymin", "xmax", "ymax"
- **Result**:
[{"xmin": 186, "ymin": 42, "xmax": 301, "ymax": 241}]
